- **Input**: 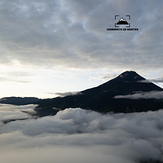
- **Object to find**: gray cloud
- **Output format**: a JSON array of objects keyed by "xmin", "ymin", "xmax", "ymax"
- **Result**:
[
  {"xmin": 135, "ymin": 78, "xmax": 163, "ymax": 84},
  {"xmin": 0, "ymin": 106, "xmax": 163, "ymax": 163},
  {"xmin": 0, "ymin": 0, "xmax": 162, "ymax": 71},
  {"xmin": 114, "ymin": 91, "xmax": 163, "ymax": 99},
  {"xmin": 103, "ymin": 73, "xmax": 118, "ymax": 80},
  {"xmin": 149, "ymin": 78, "xmax": 163, "ymax": 83},
  {"xmin": 54, "ymin": 91, "xmax": 81, "ymax": 97},
  {"xmin": 0, "ymin": 104, "xmax": 36, "ymax": 123}
]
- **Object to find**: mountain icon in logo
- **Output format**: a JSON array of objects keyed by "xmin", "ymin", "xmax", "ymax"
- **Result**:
[
  {"xmin": 115, "ymin": 16, "xmax": 130, "ymax": 27},
  {"xmin": 117, "ymin": 18, "xmax": 129, "ymax": 25}
]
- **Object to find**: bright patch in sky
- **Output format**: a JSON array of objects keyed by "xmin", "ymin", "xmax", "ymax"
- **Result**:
[{"xmin": 0, "ymin": 0, "xmax": 163, "ymax": 98}]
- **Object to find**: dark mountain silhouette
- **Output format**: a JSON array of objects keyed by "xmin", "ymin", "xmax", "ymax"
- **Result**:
[
  {"xmin": 35, "ymin": 71, "xmax": 163, "ymax": 117},
  {"xmin": 0, "ymin": 97, "xmax": 40, "ymax": 105}
]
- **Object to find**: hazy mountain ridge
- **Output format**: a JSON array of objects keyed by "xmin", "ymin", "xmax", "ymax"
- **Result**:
[
  {"xmin": 0, "ymin": 71, "xmax": 163, "ymax": 117},
  {"xmin": 34, "ymin": 71, "xmax": 163, "ymax": 117},
  {"xmin": 0, "ymin": 97, "xmax": 40, "ymax": 105}
]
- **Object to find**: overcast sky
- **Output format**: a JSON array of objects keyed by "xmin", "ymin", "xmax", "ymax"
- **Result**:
[{"xmin": 0, "ymin": 0, "xmax": 163, "ymax": 98}]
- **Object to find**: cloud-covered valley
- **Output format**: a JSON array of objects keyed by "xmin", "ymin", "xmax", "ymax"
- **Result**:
[{"xmin": 0, "ymin": 104, "xmax": 163, "ymax": 163}]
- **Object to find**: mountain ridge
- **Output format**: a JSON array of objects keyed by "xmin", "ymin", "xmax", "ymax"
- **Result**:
[
  {"xmin": 0, "ymin": 97, "xmax": 40, "ymax": 105},
  {"xmin": 34, "ymin": 71, "xmax": 163, "ymax": 117}
]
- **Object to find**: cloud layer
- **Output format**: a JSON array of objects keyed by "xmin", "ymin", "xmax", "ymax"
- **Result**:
[
  {"xmin": 0, "ymin": 105, "xmax": 163, "ymax": 163},
  {"xmin": 114, "ymin": 91, "xmax": 163, "ymax": 99},
  {"xmin": 0, "ymin": 0, "xmax": 163, "ymax": 71},
  {"xmin": 55, "ymin": 91, "xmax": 81, "ymax": 97},
  {"xmin": 0, "ymin": 104, "xmax": 36, "ymax": 123}
]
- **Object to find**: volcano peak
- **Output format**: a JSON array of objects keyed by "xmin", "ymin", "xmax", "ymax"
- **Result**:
[{"xmin": 118, "ymin": 71, "xmax": 145, "ymax": 82}]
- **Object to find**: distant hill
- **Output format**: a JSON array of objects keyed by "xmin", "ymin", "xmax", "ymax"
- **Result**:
[
  {"xmin": 35, "ymin": 71, "xmax": 163, "ymax": 117},
  {"xmin": 0, "ymin": 97, "xmax": 40, "ymax": 105}
]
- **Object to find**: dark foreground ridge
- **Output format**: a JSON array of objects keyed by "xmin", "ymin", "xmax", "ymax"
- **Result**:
[
  {"xmin": 0, "ymin": 97, "xmax": 40, "ymax": 105},
  {"xmin": 34, "ymin": 71, "xmax": 163, "ymax": 117}
]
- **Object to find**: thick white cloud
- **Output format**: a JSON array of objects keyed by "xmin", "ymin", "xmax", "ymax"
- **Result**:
[{"xmin": 0, "ymin": 105, "xmax": 163, "ymax": 163}]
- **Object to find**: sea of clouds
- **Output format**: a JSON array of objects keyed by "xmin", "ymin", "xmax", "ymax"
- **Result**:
[{"xmin": 0, "ymin": 104, "xmax": 163, "ymax": 163}]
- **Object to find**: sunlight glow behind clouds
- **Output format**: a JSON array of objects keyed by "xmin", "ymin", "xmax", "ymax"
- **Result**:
[{"xmin": 0, "ymin": 0, "xmax": 163, "ymax": 97}]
